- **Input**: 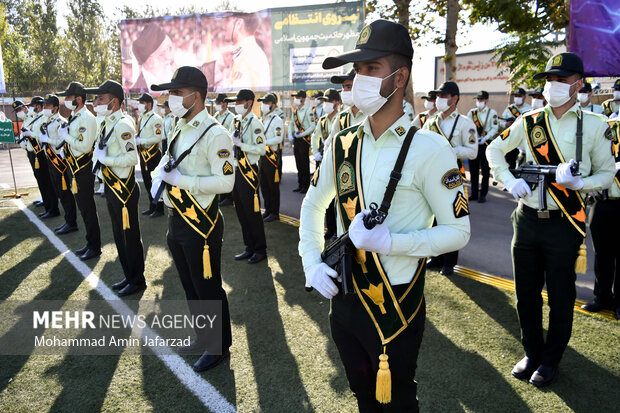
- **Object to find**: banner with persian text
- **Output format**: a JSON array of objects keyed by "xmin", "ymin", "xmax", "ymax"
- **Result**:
[
  {"xmin": 120, "ymin": 2, "xmax": 363, "ymax": 94},
  {"xmin": 434, "ymin": 50, "xmax": 512, "ymax": 94}
]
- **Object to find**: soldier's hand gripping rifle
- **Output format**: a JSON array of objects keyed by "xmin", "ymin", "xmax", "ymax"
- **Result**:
[{"xmin": 92, "ymin": 127, "xmax": 115, "ymax": 174}]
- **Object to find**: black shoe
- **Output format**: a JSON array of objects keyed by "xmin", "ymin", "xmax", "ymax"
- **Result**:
[
  {"xmin": 75, "ymin": 246, "xmax": 88, "ymax": 256},
  {"xmin": 178, "ymin": 340, "xmax": 208, "ymax": 355},
  {"xmin": 469, "ymin": 195, "xmax": 479, "ymax": 201},
  {"xmin": 299, "ymin": 187, "xmax": 308, "ymax": 194},
  {"xmin": 80, "ymin": 248, "xmax": 102, "ymax": 261},
  {"xmin": 55, "ymin": 223, "xmax": 78, "ymax": 235},
  {"xmin": 530, "ymin": 365, "xmax": 558, "ymax": 387},
  {"xmin": 262, "ymin": 211, "xmax": 270, "ymax": 219},
  {"xmin": 581, "ymin": 300, "xmax": 602, "ymax": 312},
  {"xmin": 440, "ymin": 266, "xmax": 454, "ymax": 276},
  {"xmin": 40, "ymin": 210, "xmax": 60, "ymax": 219},
  {"xmin": 38, "ymin": 211, "xmax": 47, "ymax": 217},
  {"xmin": 149, "ymin": 210, "xmax": 164, "ymax": 218},
  {"xmin": 34, "ymin": 200, "xmax": 44, "ymax": 207},
  {"xmin": 292, "ymin": 187, "xmax": 302, "ymax": 192},
  {"xmin": 478, "ymin": 195, "xmax": 486, "ymax": 203},
  {"xmin": 193, "ymin": 349, "xmax": 230, "ymax": 372},
  {"xmin": 512, "ymin": 357, "xmax": 539, "ymax": 380},
  {"xmin": 219, "ymin": 198, "xmax": 233, "ymax": 207},
  {"xmin": 248, "ymin": 253, "xmax": 267, "ymax": 264},
  {"xmin": 111, "ymin": 279, "xmax": 129, "ymax": 291},
  {"xmin": 427, "ymin": 259, "xmax": 442, "ymax": 269},
  {"xmin": 118, "ymin": 283, "xmax": 146, "ymax": 297},
  {"xmin": 263, "ymin": 214, "xmax": 279, "ymax": 222},
  {"xmin": 141, "ymin": 208, "xmax": 154, "ymax": 216},
  {"xmin": 615, "ymin": 307, "xmax": 620, "ymax": 320},
  {"xmin": 234, "ymin": 251, "xmax": 253, "ymax": 261},
  {"xmin": 53, "ymin": 223, "xmax": 66, "ymax": 232}
]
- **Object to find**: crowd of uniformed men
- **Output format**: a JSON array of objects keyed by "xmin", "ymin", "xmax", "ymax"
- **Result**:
[{"xmin": 8, "ymin": 17, "xmax": 620, "ymax": 411}]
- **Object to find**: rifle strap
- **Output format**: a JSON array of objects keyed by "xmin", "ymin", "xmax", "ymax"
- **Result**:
[
  {"xmin": 447, "ymin": 114, "xmax": 459, "ymax": 143},
  {"xmin": 576, "ymin": 110, "xmax": 583, "ymax": 163},
  {"xmin": 377, "ymin": 126, "xmax": 418, "ymax": 215},
  {"xmin": 170, "ymin": 123, "xmax": 217, "ymax": 167}
]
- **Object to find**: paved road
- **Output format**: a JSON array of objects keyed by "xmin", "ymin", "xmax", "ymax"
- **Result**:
[{"xmin": 0, "ymin": 145, "xmax": 597, "ymax": 302}]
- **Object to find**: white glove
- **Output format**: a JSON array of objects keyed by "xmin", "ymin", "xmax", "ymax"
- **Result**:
[
  {"xmin": 232, "ymin": 136, "xmax": 242, "ymax": 147},
  {"xmin": 39, "ymin": 133, "xmax": 49, "ymax": 144},
  {"xmin": 94, "ymin": 146, "xmax": 107, "ymax": 164},
  {"xmin": 294, "ymin": 131, "xmax": 302, "ymax": 139},
  {"xmin": 349, "ymin": 210, "xmax": 392, "ymax": 255},
  {"xmin": 478, "ymin": 136, "xmax": 487, "ymax": 144},
  {"xmin": 305, "ymin": 263, "xmax": 339, "ymax": 299},
  {"xmin": 21, "ymin": 128, "xmax": 32, "ymax": 137},
  {"xmin": 59, "ymin": 148, "xmax": 65, "ymax": 159},
  {"xmin": 314, "ymin": 152, "xmax": 322, "ymax": 162},
  {"xmin": 288, "ymin": 133, "xmax": 294, "ymax": 142},
  {"xmin": 135, "ymin": 137, "xmax": 142, "ymax": 146},
  {"xmin": 505, "ymin": 178, "xmax": 532, "ymax": 200},
  {"xmin": 58, "ymin": 126, "xmax": 69, "ymax": 139},
  {"xmin": 161, "ymin": 168, "xmax": 182, "ymax": 186},
  {"xmin": 556, "ymin": 159, "xmax": 584, "ymax": 191},
  {"xmin": 615, "ymin": 161, "xmax": 620, "ymax": 172},
  {"xmin": 151, "ymin": 175, "xmax": 163, "ymax": 200}
]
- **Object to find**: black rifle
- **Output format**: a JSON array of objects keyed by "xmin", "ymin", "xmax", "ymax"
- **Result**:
[
  {"xmin": 233, "ymin": 121, "xmax": 242, "ymax": 160},
  {"xmin": 510, "ymin": 161, "xmax": 580, "ymax": 218},
  {"xmin": 92, "ymin": 125, "xmax": 116, "ymax": 174}
]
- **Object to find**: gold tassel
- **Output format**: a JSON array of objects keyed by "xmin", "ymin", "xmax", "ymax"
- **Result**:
[
  {"xmin": 376, "ymin": 348, "xmax": 391, "ymax": 404},
  {"xmin": 72, "ymin": 176, "xmax": 78, "ymax": 194},
  {"xmin": 254, "ymin": 192, "xmax": 260, "ymax": 212},
  {"xmin": 575, "ymin": 240, "xmax": 587, "ymax": 274},
  {"xmin": 203, "ymin": 241, "xmax": 212, "ymax": 279},
  {"xmin": 122, "ymin": 205, "xmax": 130, "ymax": 230},
  {"xmin": 61, "ymin": 175, "xmax": 67, "ymax": 191},
  {"xmin": 34, "ymin": 156, "xmax": 39, "ymax": 169},
  {"xmin": 464, "ymin": 186, "xmax": 469, "ymax": 201},
  {"xmin": 274, "ymin": 169, "xmax": 280, "ymax": 183}
]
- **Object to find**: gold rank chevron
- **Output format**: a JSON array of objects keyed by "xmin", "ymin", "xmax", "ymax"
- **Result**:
[
  {"xmin": 223, "ymin": 162, "xmax": 233, "ymax": 175},
  {"xmin": 454, "ymin": 192, "xmax": 469, "ymax": 216}
]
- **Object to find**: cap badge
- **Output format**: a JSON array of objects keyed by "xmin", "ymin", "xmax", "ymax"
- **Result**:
[
  {"xmin": 357, "ymin": 26, "xmax": 371, "ymax": 46},
  {"xmin": 552, "ymin": 54, "xmax": 563, "ymax": 67}
]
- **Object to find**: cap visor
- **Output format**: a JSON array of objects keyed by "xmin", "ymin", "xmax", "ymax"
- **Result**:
[
  {"xmin": 322, "ymin": 48, "xmax": 391, "ymax": 70},
  {"xmin": 532, "ymin": 69, "xmax": 576, "ymax": 80},
  {"xmin": 150, "ymin": 82, "xmax": 191, "ymax": 91},
  {"xmin": 56, "ymin": 91, "xmax": 67, "ymax": 96},
  {"xmin": 223, "ymin": 97, "xmax": 238, "ymax": 102},
  {"xmin": 84, "ymin": 87, "xmax": 103, "ymax": 94}
]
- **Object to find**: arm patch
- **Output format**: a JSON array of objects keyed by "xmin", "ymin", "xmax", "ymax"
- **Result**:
[
  {"xmin": 499, "ymin": 129, "xmax": 510, "ymax": 140},
  {"xmin": 453, "ymin": 191, "xmax": 469, "ymax": 218},
  {"xmin": 442, "ymin": 169, "xmax": 463, "ymax": 189},
  {"xmin": 121, "ymin": 132, "xmax": 132, "ymax": 140},
  {"xmin": 218, "ymin": 149, "xmax": 230, "ymax": 158},
  {"xmin": 223, "ymin": 160, "xmax": 233, "ymax": 175}
]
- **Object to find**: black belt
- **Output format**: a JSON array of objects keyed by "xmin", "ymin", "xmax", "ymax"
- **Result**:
[{"xmin": 519, "ymin": 203, "xmax": 564, "ymax": 219}]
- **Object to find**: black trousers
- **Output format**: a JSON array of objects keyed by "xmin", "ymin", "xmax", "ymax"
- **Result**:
[
  {"xmin": 293, "ymin": 138, "xmax": 310, "ymax": 189},
  {"xmin": 28, "ymin": 151, "xmax": 58, "ymax": 213},
  {"xmin": 47, "ymin": 162, "xmax": 77, "ymax": 226},
  {"xmin": 590, "ymin": 198, "xmax": 620, "ymax": 309},
  {"xmin": 140, "ymin": 151, "xmax": 164, "ymax": 212},
  {"xmin": 72, "ymin": 167, "xmax": 101, "ymax": 250},
  {"xmin": 167, "ymin": 213, "xmax": 232, "ymax": 353},
  {"xmin": 233, "ymin": 168, "xmax": 267, "ymax": 255},
  {"xmin": 104, "ymin": 180, "xmax": 145, "ymax": 286},
  {"xmin": 330, "ymin": 288, "xmax": 425, "ymax": 412},
  {"xmin": 511, "ymin": 206, "xmax": 582, "ymax": 367},
  {"xmin": 259, "ymin": 156, "xmax": 280, "ymax": 216},
  {"xmin": 468, "ymin": 143, "xmax": 490, "ymax": 198}
]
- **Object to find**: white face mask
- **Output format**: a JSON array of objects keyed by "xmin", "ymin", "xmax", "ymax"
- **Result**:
[
  {"xmin": 215, "ymin": 104, "xmax": 222, "ymax": 112},
  {"xmin": 341, "ymin": 91, "xmax": 353, "ymax": 106},
  {"xmin": 531, "ymin": 98, "xmax": 545, "ymax": 109},
  {"xmin": 613, "ymin": 91, "xmax": 620, "ymax": 100},
  {"xmin": 294, "ymin": 98, "xmax": 301, "ymax": 107},
  {"xmin": 235, "ymin": 103, "xmax": 246, "ymax": 115},
  {"xmin": 94, "ymin": 103, "xmax": 112, "ymax": 116},
  {"xmin": 17, "ymin": 110, "xmax": 26, "ymax": 119},
  {"xmin": 261, "ymin": 103, "xmax": 270, "ymax": 114},
  {"xmin": 577, "ymin": 93, "xmax": 589, "ymax": 103},
  {"xmin": 435, "ymin": 97, "xmax": 451, "ymax": 112},
  {"xmin": 314, "ymin": 99, "xmax": 321, "ymax": 106},
  {"xmin": 64, "ymin": 100, "xmax": 77, "ymax": 110},
  {"xmin": 424, "ymin": 100, "xmax": 435, "ymax": 110},
  {"xmin": 476, "ymin": 101, "xmax": 486, "ymax": 110},
  {"xmin": 42, "ymin": 108, "xmax": 53, "ymax": 117},
  {"xmin": 513, "ymin": 97, "xmax": 524, "ymax": 106},
  {"xmin": 168, "ymin": 93, "xmax": 194, "ymax": 118},
  {"xmin": 543, "ymin": 80, "xmax": 578, "ymax": 108},
  {"xmin": 137, "ymin": 103, "xmax": 146, "ymax": 114},
  {"xmin": 352, "ymin": 70, "xmax": 399, "ymax": 116},
  {"xmin": 324, "ymin": 102, "xmax": 335, "ymax": 113}
]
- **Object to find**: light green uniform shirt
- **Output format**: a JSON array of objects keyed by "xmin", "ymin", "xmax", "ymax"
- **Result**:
[
  {"xmin": 424, "ymin": 110, "xmax": 479, "ymax": 160},
  {"xmin": 215, "ymin": 109, "xmax": 234, "ymax": 130},
  {"xmin": 97, "ymin": 109, "xmax": 139, "ymax": 179},
  {"xmin": 162, "ymin": 113, "xmax": 176, "ymax": 144},
  {"xmin": 579, "ymin": 102, "xmax": 604, "ymax": 115},
  {"xmin": 152, "ymin": 109, "xmax": 235, "ymax": 209},
  {"xmin": 311, "ymin": 111, "xmax": 338, "ymax": 156},
  {"xmin": 65, "ymin": 106, "xmax": 98, "ymax": 157},
  {"xmin": 487, "ymin": 103, "xmax": 615, "ymax": 210},
  {"xmin": 229, "ymin": 112, "xmax": 266, "ymax": 165},
  {"xmin": 602, "ymin": 99, "xmax": 620, "ymax": 117},
  {"xmin": 262, "ymin": 111, "xmax": 284, "ymax": 150},
  {"xmin": 328, "ymin": 107, "xmax": 366, "ymax": 142},
  {"xmin": 288, "ymin": 106, "xmax": 316, "ymax": 138},
  {"xmin": 299, "ymin": 114, "xmax": 471, "ymax": 285},
  {"xmin": 45, "ymin": 112, "xmax": 68, "ymax": 153},
  {"xmin": 412, "ymin": 109, "xmax": 437, "ymax": 129},
  {"xmin": 137, "ymin": 110, "xmax": 164, "ymax": 146},
  {"xmin": 500, "ymin": 102, "xmax": 532, "ymax": 129},
  {"xmin": 24, "ymin": 111, "xmax": 47, "ymax": 152},
  {"xmin": 467, "ymin": 106, "xmax": 499, "ymax": 141}
]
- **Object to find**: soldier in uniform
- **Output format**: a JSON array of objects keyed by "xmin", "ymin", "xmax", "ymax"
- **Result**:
[
  {"xmin": 150, "ymin": 66, "xmax": 235, "ymax": 371},
  {"xmin": 161, "ymin": 100, "xmax": 176, "ymax": 154},
  {"xmin": 56, "ymin": 81, "xmax": 102, "ymax": 260},
  {"xmin": 529, "ymin": 87, "xmax": 547, "ymax": 110},
  {"xmin": 299, "ymin": 20, "xmax": 470, "ymax": 411},
  {"xmin": 257, "ymin": 93, "xmax": 284, "ymax": 222},
  {"xmin": 225, "ymin": 89, "xmax": 268, "ymax": 264},
  {"xmin": 20, "ymin": 96, "xmax": 59, "ymax": 218},
  {"xmin": 487, "ymin": 52, "xmax": 615, "ymax": 386},
  {"xmin": 467, "ymin": 90, "xmax": 498, "ymax": 203},
  {"xmin": 288, "ymin": 90, "xmax": 316, "ymax": 193},
  {"xmin": 581, "ymin": 117, "xmax": 620, "ymax": 320},
  {"xmin": 38, "ymin": 94, "xmax": 78, "ymax": 234},
  {"xmin": 412, "ymin": 91, "xmax": 437, "ymax": 128},
  {"xmin": 312, "ymin": 91, "xmax": 325, "ymax": 119},
  {"xmin": 329, "ymin": 69, "xmax": 366, "ymax": 142},
  {"xmin": 501, "ymin": 87, "xmax": 532, "ymax": 169},
  {"xmin": 88, "ymin": 80, "xmax": 146, "ymax": 297},
  {"xmin": 423, "ymin": 81, "xmax": 478, "ymax": 276},
  {"xmin": 214, "ymin": 93, "xmax": 235, "ymax": 207},
  {"xmin": 601, "ymin": 79, "xmax": 620, "ymax": 118},
  {"xmin": 577, "ymin": 82, "xmax": 603, "ymax": 114},
  {"xmin": 402, "ymin": 96, "xmax": 415, "ymax": 123},
  {"xmin": 135, "ymin": 93, "xmax": 165, "ymax": 217}
]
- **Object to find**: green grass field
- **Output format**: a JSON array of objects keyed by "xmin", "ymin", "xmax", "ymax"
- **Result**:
[{"xmin": 0, "ymin": 186, "xmax": 618, "ymax": 413}]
